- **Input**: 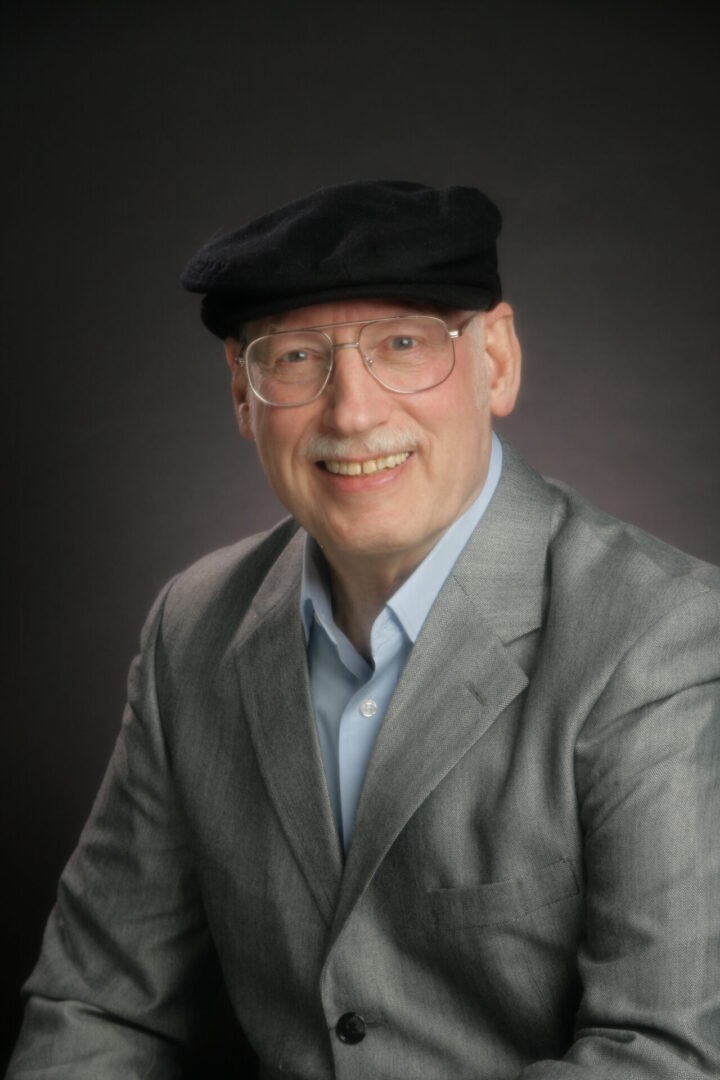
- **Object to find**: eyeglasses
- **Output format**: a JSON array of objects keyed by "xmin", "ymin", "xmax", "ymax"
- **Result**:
[{"xmin": 236, "ymin": 313, "xmax": 479, "ymax": 408}]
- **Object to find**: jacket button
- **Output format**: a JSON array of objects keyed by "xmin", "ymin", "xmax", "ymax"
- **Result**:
[{"xmin": 335, "ymin": 1012, "xmax": 366, "ymax": 1044}]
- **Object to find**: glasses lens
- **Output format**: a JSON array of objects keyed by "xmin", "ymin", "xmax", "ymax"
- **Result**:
[
  {"xmin": 246, "ymin": 331, "xmax": 332, "ymax": 405},
  {"xmin": 359, "ymin": 316, "xmax": 453, "ymax": 392}
]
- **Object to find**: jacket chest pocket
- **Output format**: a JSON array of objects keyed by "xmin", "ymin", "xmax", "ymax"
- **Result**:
[
  {"xmin": 417, "ymin": 858, "xmax": 583, "ymax": 1052},
  {"xmin": 426, "ymin": 858, "xmax": 580, "ymax": 930}
]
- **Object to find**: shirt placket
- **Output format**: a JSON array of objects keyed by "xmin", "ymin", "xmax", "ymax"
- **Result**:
[{"xmin": 338, "ymin": 612, "xmax": 406, "ymax": 848}]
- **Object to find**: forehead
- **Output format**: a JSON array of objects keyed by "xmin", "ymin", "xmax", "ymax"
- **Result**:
[{"xmin": 244, "ymin": 298, "xmax": 443, "ymax": 339}]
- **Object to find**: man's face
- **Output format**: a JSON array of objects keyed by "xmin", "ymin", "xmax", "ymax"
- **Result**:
[{"xmin": 226, "ymin": 298, "xmax": 520, "ymax": 575}]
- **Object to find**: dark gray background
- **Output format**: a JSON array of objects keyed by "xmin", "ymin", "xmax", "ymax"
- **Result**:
[{"xmin": 3, "ymin": 0, "xmax": 719, "ymax": 1068}]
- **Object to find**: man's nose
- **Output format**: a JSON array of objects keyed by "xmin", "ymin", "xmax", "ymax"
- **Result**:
[{"xmin": 321, "ymin": 343, "xmax": 392, "ymax": 434}]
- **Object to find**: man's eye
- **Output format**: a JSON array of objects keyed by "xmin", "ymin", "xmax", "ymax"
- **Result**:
[
  {"xmin": 282, "ymin": 350, "xmax": 310, "ymax": 364},
  {"xmin": 388, "ymin": 336, "xmax": 417, "ymax": 351}
]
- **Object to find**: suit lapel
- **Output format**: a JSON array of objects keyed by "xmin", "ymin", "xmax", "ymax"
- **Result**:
[
  {"xmin": 331, "ymin": 581, "xmax": 530, "ymax": 940},
  {"xmin": 233, "ymin": 531, "xmax": 344, "ymax": 926},
  {"xmin": 331, "ymin": 442, "xmax": 557, "ymax": 940}
]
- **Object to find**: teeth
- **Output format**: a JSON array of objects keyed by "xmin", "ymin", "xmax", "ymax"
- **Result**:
[{"xmin": 324, "ymin": 452, "xmax": 410, "ymax": 476}]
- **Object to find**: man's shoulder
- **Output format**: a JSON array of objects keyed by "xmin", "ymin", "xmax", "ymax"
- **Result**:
[
  {"xmin": 547, "ymin": 473, "xmax": 719, "ymax": 585},
  {"xmin": 542, "ymin": 470, "xmax": 720, "ymax": 642},
  {"xmin": 154, "ymin": 516, "xmax": 302, "ymax": 647}
]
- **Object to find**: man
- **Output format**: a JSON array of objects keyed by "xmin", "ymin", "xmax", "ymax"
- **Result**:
[{"xmin": 8, "ymin": 180, "xmax": 720, "ymax": 1078}]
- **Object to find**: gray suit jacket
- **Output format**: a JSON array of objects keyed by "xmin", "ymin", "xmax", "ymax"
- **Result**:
[{"xmin": 9, "ymin": 442, "xmax": 720, "ymax": 1079}]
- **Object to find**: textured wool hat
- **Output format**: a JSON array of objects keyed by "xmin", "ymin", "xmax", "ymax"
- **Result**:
[{"xmin": 181, "ymin": 179, "xmax": 503, "ymax": 339}]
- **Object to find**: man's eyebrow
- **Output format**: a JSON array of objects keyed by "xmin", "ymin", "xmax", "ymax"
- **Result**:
[
  {"xmin": 250, "ymin": 322, "xmax": 284, "ymax": 335},
  {"xmin": 264, "ymin": 321, "xmax": 329, "ymax": 334}
]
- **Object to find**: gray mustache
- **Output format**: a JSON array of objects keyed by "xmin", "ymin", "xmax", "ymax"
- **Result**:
[{"xmin": 304, "ymin": 430, "xmax": 419, "ymax": 461}]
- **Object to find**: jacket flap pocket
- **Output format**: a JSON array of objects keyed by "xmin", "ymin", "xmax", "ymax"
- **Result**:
[{"xmin": 427, "ymin": 859, "xmax": 579, "ymax": 929}]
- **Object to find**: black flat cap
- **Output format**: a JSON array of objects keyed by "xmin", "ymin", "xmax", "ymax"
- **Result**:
[{"xmin": 181, "ymin": 179, "xmax": 503, "ymax": 339}]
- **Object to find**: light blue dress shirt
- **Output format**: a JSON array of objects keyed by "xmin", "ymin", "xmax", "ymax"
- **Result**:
[{"xmin": 301, "ymin": 433, "xmax": 503, "ymax": 850}]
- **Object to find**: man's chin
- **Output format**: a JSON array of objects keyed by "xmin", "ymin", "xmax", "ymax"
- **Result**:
[{"xmin": 317, "ymin": 524, "xmax": 431, "ymax": 568}]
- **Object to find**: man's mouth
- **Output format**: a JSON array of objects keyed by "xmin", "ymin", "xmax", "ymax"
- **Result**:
[{"xmin": 321, "ymin": 451, "xmax": 411, "ymax": 476}]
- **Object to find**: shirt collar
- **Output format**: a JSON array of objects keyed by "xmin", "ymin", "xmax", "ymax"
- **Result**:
[{"xmin": 301, "ymin": 431, "xmax": 503, "ymax": 646}]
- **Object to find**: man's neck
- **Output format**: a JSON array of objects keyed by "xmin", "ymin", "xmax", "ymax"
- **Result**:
[{"xmin": 324, "ymin": 545, "xmax": 434, "ymax": 661}]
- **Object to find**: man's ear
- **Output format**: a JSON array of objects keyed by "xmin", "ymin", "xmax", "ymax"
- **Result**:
[
  {"xmin": 224, "ymin": 340, "xmax": 255, "ymax": 441},
  {"xmin": 483, "ymin": 302, "xmax": 521, "ymax": 418}
]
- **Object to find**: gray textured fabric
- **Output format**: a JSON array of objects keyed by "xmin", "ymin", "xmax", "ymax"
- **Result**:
[{"xmin": 8, "ymin": 442, "xmax": 720, "ymax": 1079}]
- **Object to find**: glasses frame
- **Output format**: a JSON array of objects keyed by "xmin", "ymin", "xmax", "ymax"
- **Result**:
[{"xmin": 235, "ymin": 312, "xmax": 480, "ymax": 408}]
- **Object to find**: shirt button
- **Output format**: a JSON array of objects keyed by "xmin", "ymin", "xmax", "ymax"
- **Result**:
[
  {"xmin": 359, "ymin": 698, "xmax": 378, "ymax": 718},
  {"xmin": 336, "ymin": 1012, "xmax": 366, "ymax": 1044}
]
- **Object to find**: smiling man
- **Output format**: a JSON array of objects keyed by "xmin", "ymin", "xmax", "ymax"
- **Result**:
[
  {"xmin": 9, "ymin": 181, "xmax": 720, "ymax": 1079},
  {"xmin": 227, "ymin": 296, "xmax": 519, "ymax": 660}
]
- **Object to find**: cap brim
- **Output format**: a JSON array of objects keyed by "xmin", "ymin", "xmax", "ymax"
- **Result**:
[{"xmin": 201, "ymin": 281, "xmax": 500, "ymax": 339}]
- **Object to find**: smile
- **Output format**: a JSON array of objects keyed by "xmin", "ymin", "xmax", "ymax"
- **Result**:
[{"xmin": 322, "ymin": 452, "xmax": 411, "ymax": 476}]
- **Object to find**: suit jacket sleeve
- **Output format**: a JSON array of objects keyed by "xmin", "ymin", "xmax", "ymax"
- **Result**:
[
  {"xmin": 7, "ymin": 579, "xmax": 223, "ymax": 1079},
  {"xmin": 517, "ymin": 588, "xmax": 720, "ymax": 1078}
]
